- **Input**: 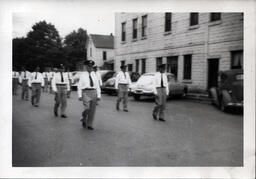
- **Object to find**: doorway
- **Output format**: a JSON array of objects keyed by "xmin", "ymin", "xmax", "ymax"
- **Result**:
[{"xmin": 207, "ymin": 58, "xmax": 219, "ymax": 89}]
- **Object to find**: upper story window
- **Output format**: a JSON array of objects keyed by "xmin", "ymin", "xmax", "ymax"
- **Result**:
[
  {"xmin": 190, "ymin": 13, "xmax": 199, "ymax": 26},
  {"xmin": 121, "ymin": 22, "xmax": 126, "ymax": 42},
  {"xmin": 132, "ymin": 18, "xmax": 138, "ymax": 39},
  {"xmin": 210, "ymin": 13, "xmax": 221, "ymax": 22},
  {"xmin": 165, "ymin": 13, "xmax": 172, "ymax": 32},
  {"xmin": 141, "ymin": 15, "xmax": 147, "ymax": 38},
  {"xmin": 103, "ymin": 51, "xmax": 107, "ymax": 60}
]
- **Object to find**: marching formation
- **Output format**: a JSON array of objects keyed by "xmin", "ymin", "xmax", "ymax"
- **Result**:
[{"xmin": 12, "ymin": 60, "xmax": 169, "ymax": 130}]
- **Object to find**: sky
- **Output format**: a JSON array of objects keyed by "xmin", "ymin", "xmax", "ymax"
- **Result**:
[{"xmin": 12, "ymin": 2, "xmax": 115, "ymax": 39}]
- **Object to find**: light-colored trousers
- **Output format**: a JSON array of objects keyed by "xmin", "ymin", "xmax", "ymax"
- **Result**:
[
  {"xmin": 43, "ymin": 78, "xmax": 49, "ymax": 92},
  {"xmin": 13, "ymin": 78, "xmax": 19, "ymax": 95},
  {"xmin": 67, "ymin": 79, "xmax": 72, "ymax": 98},
  {"xmin": 54, "ymin": 84, "xmax": 67, "ymax": 115},
  {"xmin": 116, "ymin": 84, "xmax": 128, "ymax": 110},
  {"xmin": 82, "ymin": 89, "xmax": 97, "ymax": 127},
  {"xmin": 153, "ymin": 87, "xmax": 167, "ymax": 119},
  {"xmin": 31, "ymin": 83, "xmax": 42, "ymax": 105},
  {"xmin": 21, "ymin": 79, "xmax": 29, "ymax": 100}
]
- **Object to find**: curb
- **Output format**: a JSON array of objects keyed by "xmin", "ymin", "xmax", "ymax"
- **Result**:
[{"xmin": 184, "ymin": 93, "xmax": 211, "ymax": 104}]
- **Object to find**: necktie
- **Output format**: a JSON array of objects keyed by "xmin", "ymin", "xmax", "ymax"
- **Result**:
[
  {"xmin": 46, "ymin": 73, "xmax": 48, "ymax": 78},
  {"xmin": 68, "ymin": 73, "xmax": 70, "ymax": 79},
  {"xmin": 14, "ymin": 72, "xmax": 16, "ymax": 77},
  {"xmin": 24, "ymin": 71, "xmax": 26, "ymax": 78},
  {"xmin": 89, "ymin": 72, "xmax": 94, "ymax": 87},
  {"xmin": 35, "ymin": 72, "xmax": 37, "ymax": 79},
  {"xmin": 61, "ymin": 72, "xmax": 64, "ymax": 82},
  {"xmin": 161, "ymin": 73, "xmax": 164, "ymax": 87},
  {"xmin": 123, "ymin": 72, "xmax": 126, "ymax": 79}
]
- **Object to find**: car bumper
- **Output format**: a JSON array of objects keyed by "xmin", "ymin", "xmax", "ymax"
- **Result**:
[{"xmin": 131, "ymin": 90, "xmax": 154, "ymax": 96}]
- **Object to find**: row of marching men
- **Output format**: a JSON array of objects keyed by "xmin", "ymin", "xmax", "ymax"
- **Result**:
[{"xmin": 13, "ymin": 61, "xmax": 169, "ymax": 130}]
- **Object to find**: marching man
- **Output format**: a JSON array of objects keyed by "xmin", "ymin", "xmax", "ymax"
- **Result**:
[
  {"xmin": 12, "ymin": 67, "xmax": 19, "ymax": 95},
  {"xmin": 52, "ymin": 64, "xmax": 70, "ymax": 118},
  {"xmin": 152, "ymin": 64, "xmax": 169, "ymax": 122},
  {"xmin": 66, "ymin": 67, "xmax": 73, "ymax": 98},
  {"xmin": 93, "ymin": 65, "xmax": 102, "ymax": 104},
  {"xmin": 28, "ymin": 66, "xmax": 44, "ymax": 107},
  {"xmin": 115, "ymin": 65, "xmax": 131, "ymax": 112},
  {"xmin": 77, "ymin": 60, "xmax": 101, "ymax": 130},
  {"xmin": 19, "ymin": 66, "xmax": 30, "ymax": 100},
  {"xmin": 42, "ymin": 69, "xmax": 50, "ymax": 92}
]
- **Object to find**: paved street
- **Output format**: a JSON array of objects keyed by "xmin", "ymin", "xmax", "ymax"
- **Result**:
[{"xmin": 12, "ymin": 89, "xmax": 243, "ymax": 167}]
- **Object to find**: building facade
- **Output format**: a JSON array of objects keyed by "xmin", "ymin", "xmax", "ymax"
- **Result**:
[
  {"xmin": 86, "ymin": 34, "xmax": 114, "ymax": 70},
  {"xmin": 114, "ymin": 13, "xmax": 243, "ymax": 92}
]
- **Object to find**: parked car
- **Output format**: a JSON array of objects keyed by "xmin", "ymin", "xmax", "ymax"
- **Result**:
[
  {"xmin": 131, "ymin": 72, "xmax": 188, "ymax": 101},
  {"xmin": 209, "ymin": 69, "xmax": 243, "ymax": 112},
  {"xmin": 102, "ymin": 72, "xmax": 141, "ymax": 95}
]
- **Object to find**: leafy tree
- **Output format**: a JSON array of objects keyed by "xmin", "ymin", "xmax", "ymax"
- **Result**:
[{"xmin": 63, "ymin": 28, "xmax": 88, "ymax": 70}]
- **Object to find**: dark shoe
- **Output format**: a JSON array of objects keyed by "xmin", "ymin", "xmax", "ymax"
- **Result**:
[
  {"xmin": 81, "ymin": 119, "xmax": 87, "ymax": 128},
  {"xmin": 116, "ymin": 103, "xmax": 119, "ymax": 111},
  {"xmin": 61, "ymin": 114, "xmax": 67, "ymax": 118},
  {"xmin": 87, "ymin": 126, "xmax": 94, "ymax": 130},
  {"xmin": 123, "ymin": 109, "xmax": 129, "ymax": 112},
  {"xmin": 34, "ymin": 104, "xmax": 39, "ymax": 107},
  {"xmin": 152, "ymin": 113, "xmax": 157, "ymax": 120},
  {"xmin": 54, "ymin": 111, "xmax": 58, "ymax": 117},
  {"xmin": 159, "ymin": 118, "xmax": 165, "ymax": 122}
]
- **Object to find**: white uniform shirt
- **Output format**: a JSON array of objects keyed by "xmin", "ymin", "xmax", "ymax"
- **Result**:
[
  {"xmin": 94, "ymin": 71, "xmax": 103, "ymax": 86},
  {"xmin": 49, "ymin": 72, "xmax": 55, "ymax": 80},
  {"xmin": 115, "ymin": 71, "xmax": 131, "ymax": 89},
  {"xmin": 42, "ymin": 72, "xmax": 50, "ymax": 81},
  {"xmin": 12, "ymin": 71, "xmax": 19, "ymax": 79},
  {"xmin": 28, "ymin": 72, "xmax": 44, "ymax": 87},
  {"xmin": 51, "ymin": 72, "xmax": 70, "ymax": 92},
  {"xmin": 19, "ymin": 71, "xmax": 31, "ymax": 83},
  {"xmin": 77, "ymin": 71, "xmax": 101, "ymax": 99},
  {"xmin": 153, "ymin": 72, "xmax": 169, "ymax": 95}
]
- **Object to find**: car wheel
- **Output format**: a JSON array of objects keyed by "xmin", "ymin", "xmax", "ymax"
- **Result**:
[{"xmin": 133, "ymin": 94, "xmax": 141, "ymax": 101}]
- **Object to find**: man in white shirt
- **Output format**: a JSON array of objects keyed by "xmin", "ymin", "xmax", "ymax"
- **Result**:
[
  {"xmin": 12, "ymin": 67, "xmax": 19, "ymax": 95},
  {"xmin": 28, "ymin": 66, "xmax": 44, "ymax": 107},
  {"xmin": 77, "ymin": 60, "xmax": 101, "ymax": 130},
  {"xmin": 42, "ymin": 69, "xmax": 50, "ymax": 93},
  {"xmin": 66, "ymin": 67, "xmax": 73, "ymax": 98},
  {"xmin": 52, "ymin": 64, "xmax": 70, "ymax": 118},
  {"xmin": 152, "ymin": 64, "xmax": 169, "ymax": 122},
  {"xmin": 115, "ymin": 65, "xmax": 131, "ymax": 112},
  {"xmin": 19, "ymin": 66, "xmax": 30, "ymax": 101}
]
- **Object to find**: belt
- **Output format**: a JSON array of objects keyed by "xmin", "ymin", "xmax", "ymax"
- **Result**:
[
  {"xmin": 83, "ymin": 88, "xmax": 96, "ymax": 90},
  {"xmin": 32, "ymin": 82, "xmax": 41, "ymax": 84},
  {"xmin": 22, "ymin": 79, "xmax": 28, "ymax": 81},
  {"xmin": 56, "ymin": 83, "xmax": 67, "ymax": 86},
  {"xmin": 156, "ymin": 86, "xmax": 166, "ymax": 89},
  {"xmin": 119, "ymin": 83, "xmax": 128, "ymax": 85}
]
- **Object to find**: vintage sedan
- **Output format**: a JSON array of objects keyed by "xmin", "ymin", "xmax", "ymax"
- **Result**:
[
  {"xmin": 102, "ymin": 72, "xmax": 140, "ymax": 95},
  {"xmin": 209, "ymin": 69, "xmax": 243, "ymax": 112},
  {"xmin": 130, "ymin": 72, "xmax": 188, "ymax": 101}
]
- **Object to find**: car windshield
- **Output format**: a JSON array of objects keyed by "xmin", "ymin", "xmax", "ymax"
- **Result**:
[
  {"xmin": 137, "ymin": 74, "xmax": 154, "ymax": 85},
  {"xmin": 236, "ymin": 74, "xmax": 243, "ymax": 80}
]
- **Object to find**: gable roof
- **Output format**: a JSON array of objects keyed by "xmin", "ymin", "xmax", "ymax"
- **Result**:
[{"xmin": 90, "ymin": 34, "xmax": 114, "ymax": 49}]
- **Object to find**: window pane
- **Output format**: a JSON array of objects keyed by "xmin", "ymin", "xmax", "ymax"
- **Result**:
[
  {"xmin": 165, "ymin": 13, "xmax": 172, "ymax": 32},
  {"xmin": 231, "ymin": 50, "xmax": 243, "ymax": 69},
  {"xmin": 210, "ymin": 13, "xmax": 221, "ymax": 21},
  {"xmin": 121, "ymin": 22, "xmax": 126, "ymax": 41},
  {"xmin": 190, "ymin": 13, "xmax": 198, "ymax": 26},
  {"xmin": 156, "ymin": 57, "xmax": 162, "ymax": 71},
  {"xmin": 133, "ymin": 19, "xmax": 138, "ymax": 39},
  {"xmin": 183, "ymin": 55, "xmax": 192, "ymax": 80},
  {"xmin": 135, "ymin": 59, "xmax": 139, "ymax": 73},
  {"xmin": 142, "ymin": 15, "xmax": 147, "ymax": 37}
]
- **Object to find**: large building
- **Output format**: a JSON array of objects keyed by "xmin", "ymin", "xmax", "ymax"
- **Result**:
[
  {"xmin": 114, "ymin": 13, "xmax": 243, "ymax": 92},
  {"xmin": 86, "ymin": 34, "xmax": 114, "ymax": 70}
]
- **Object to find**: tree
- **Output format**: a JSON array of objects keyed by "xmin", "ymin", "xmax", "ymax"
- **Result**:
[
  {"xmin": 63, "ymin": 28, "xmax": 88, "ymax": 70},
  {"xmin": 13, "ymin": 37, "xmax": 30, "ymax": 70},
  {"xmin": 26, "ymin": 21, "xmax": 63, "ymax": 71}
]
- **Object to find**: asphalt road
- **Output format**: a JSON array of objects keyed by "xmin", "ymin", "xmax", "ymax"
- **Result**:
[{"xmin": 12, "ymin": 89, "xmax": 243, "ymax": 166}]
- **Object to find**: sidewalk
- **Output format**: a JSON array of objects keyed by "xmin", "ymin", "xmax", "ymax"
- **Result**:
[{"xmin": 185, "ymin": 92, "xmax": 211, "ymax": 103}]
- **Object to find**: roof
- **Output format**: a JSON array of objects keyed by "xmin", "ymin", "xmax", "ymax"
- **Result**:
[{"xmin": 90, "ymin": 34, "xmax": 114, "ymax": 49}]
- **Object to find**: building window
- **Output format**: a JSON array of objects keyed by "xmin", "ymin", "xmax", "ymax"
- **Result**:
[
  {"xmin": 128, "ymin": 64, "xmax": 133, "ymax": 72},
  {"xmin": 132, "ymin": 18, "xmax": 138, "ymax": 39},
  {"xmin": 165, "ymin": 13, "xmax": 172, "ymax": 32},
  {"xmin": 183, "ymin": 55, "xmax": 192, "ymax": 80},
  {"xmin": 190, "ymin": 13, "xmax": 199, "ymax": 26},
  {"xmin": 121, "ymin": 60, "xmax": 125, "ymax": 67},
  {"xmin": 156, "ymin": 57, "xmax": 162, "ymax": 71},
  {"xmin": 167, "ymin": 56, "xmax": 178, "ymax": 77},
  {"xmin": 210, "ymin": 13, "xmax": 221, "ymax": 22},
  {"xmin": 90, "ymin": 48, "xmax": 92, "ymax": 57},
  {"xmin": 141, "ymin": 15, "xmax": 147, "ymax": 37},
  {"xmin": 135, "ymin": 59, "xmax": 139, "ymax": 73},
  {"xmin": 121, "ymin": 22, "xmax": 126, "ymax": 41},
  {"xmin": 141, "ymin": 59, "xmax": 146, "ymax": 74},
  {"xmin": 103, "ymin": 51, "xmax": 107, "ymax": 60},
  {"xmin": 231, "ymin": 50, "xmax": 243, "ymax": 69}
]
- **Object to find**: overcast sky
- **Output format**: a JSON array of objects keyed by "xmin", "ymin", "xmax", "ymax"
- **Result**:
[{"xmin": 12, "ymin": 2, "xmax": 115, "ymax": 38}]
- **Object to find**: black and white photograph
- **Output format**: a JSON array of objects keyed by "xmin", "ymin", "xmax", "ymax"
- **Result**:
[{"xmin": 0, "ymin": 0, "xmax": 255, "ymax": 178}]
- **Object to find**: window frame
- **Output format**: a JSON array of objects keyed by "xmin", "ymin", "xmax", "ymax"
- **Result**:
[
  {"xmin": 156, "ymin": 57, "xmax": 163, "ymax": 71},
  {"xmin": 141, "ymin": 58, "xmax": 146, "ymax": 74},
  {"xmin": 165, "ymin": 12, "xmax": 172, "ymax": 32},
  {"xmin": 231, "ymin": 50, "xmax": 243, "ymax": 69},
  {"xmin": 135, "ymin": 59, "xmax": 140, "ymax": 73},
  {"xmin": 132, "ymin": 18, "xmax": 138, "ymax": 39},
  {"xmin": 190, "ymin": 13, "xmax": 199, "ymax": 26},
  {"xmin": 183, "ymin": 54, "xmax": 192, "ymax": 80},
  {"xmin": 210, "ymin": 13, "xmax": 221, "ymax": 22},
  {"xmin": 121, "ymin": 22, "xmax": 126, "ymax": 42},
  {"xmin": 141, "ymin": 15, "xmax": 147, "ymax": 38},
  {"xmin": 103, "ymin": 51, "xmax": 107, "ymax": 61}
]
